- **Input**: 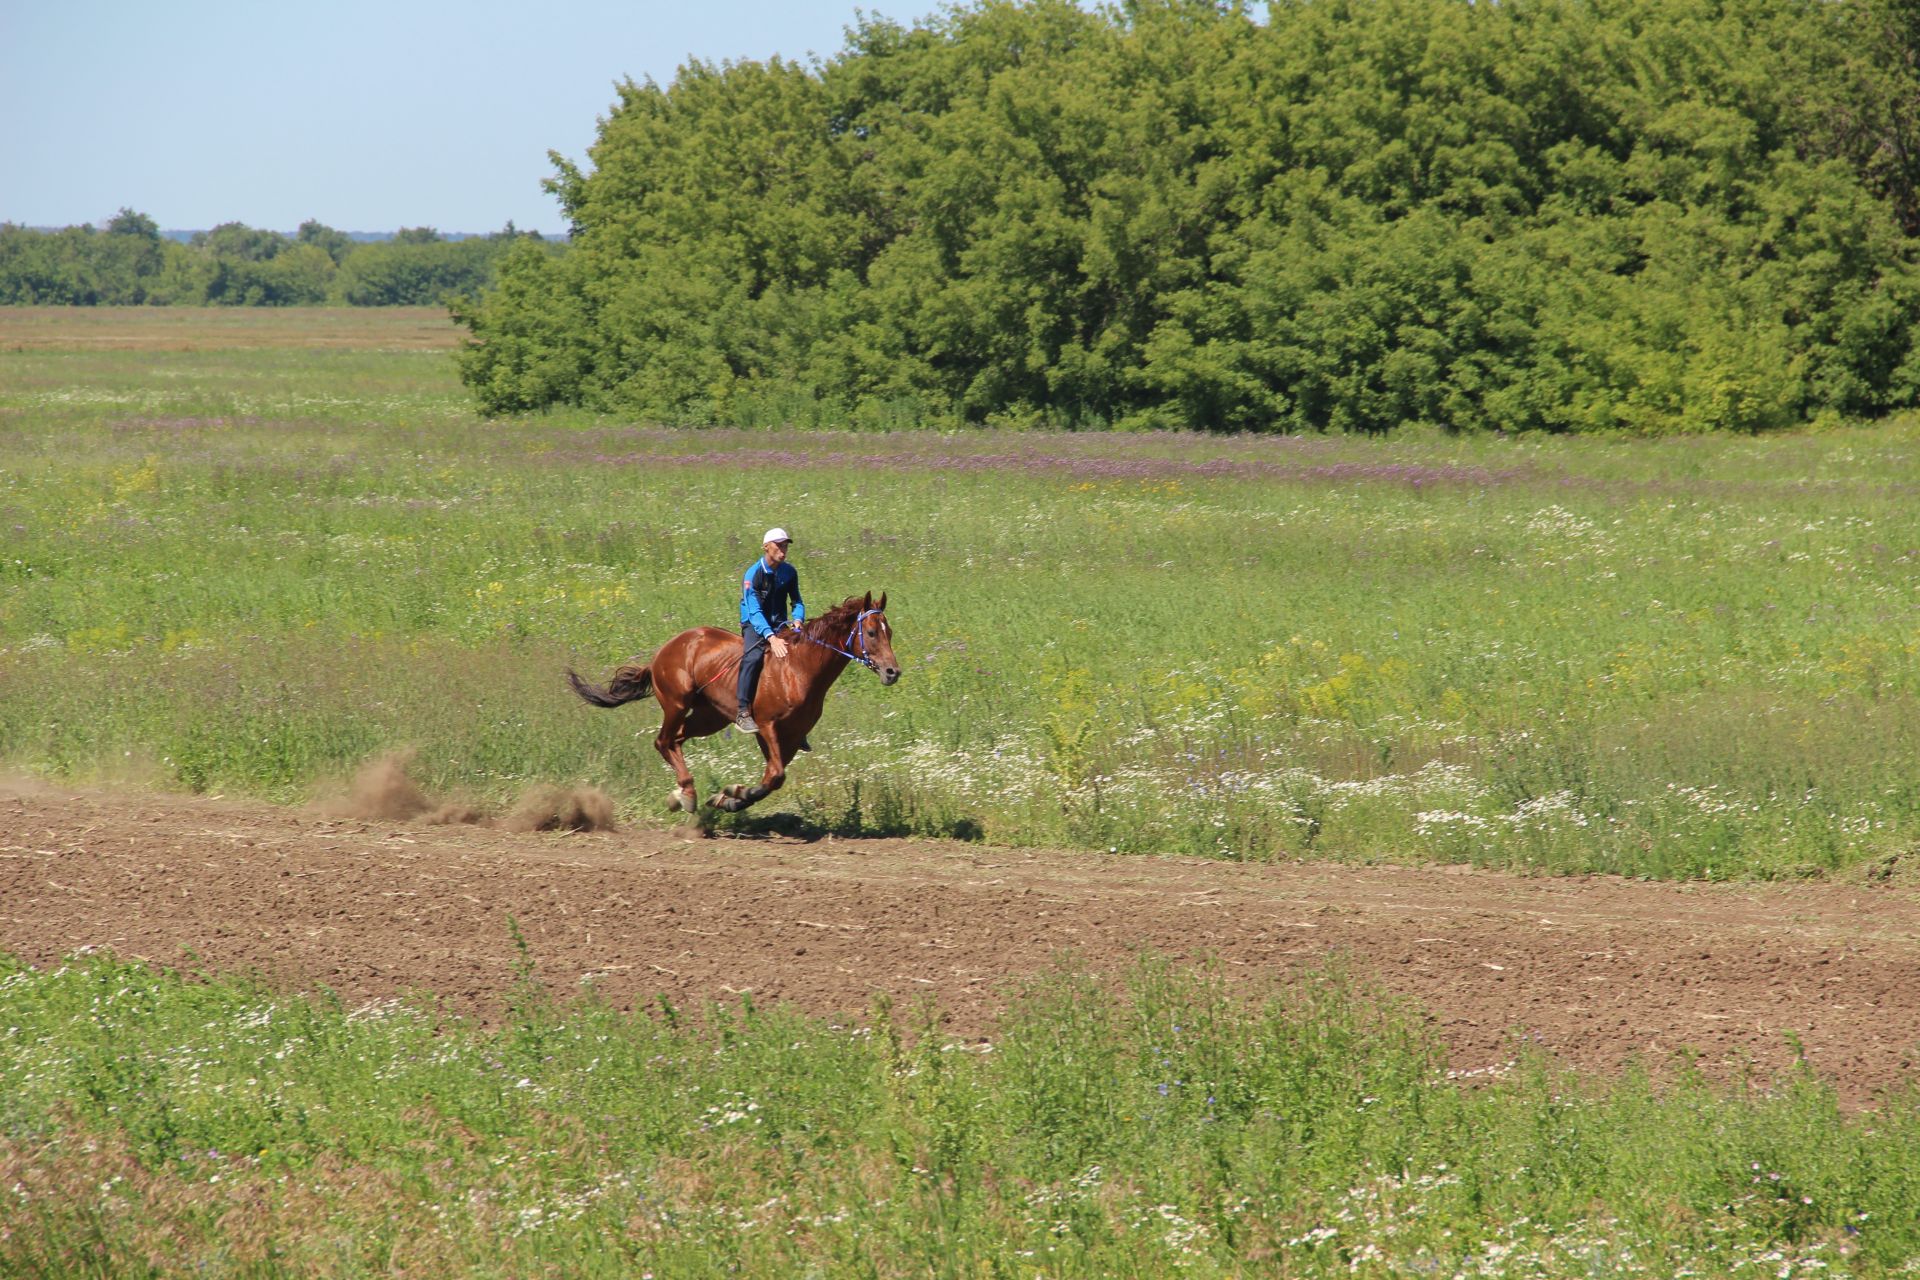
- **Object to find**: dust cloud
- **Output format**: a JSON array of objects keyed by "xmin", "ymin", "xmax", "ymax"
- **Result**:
[
  {"xmin": 502, "ymin": 784, "xmax": 617, "ymax": 833},
  {"xmin": 321, "ymin": 752, "xmax": 612, "ymax": 832}
]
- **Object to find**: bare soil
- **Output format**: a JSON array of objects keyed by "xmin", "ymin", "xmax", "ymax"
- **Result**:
[{"xmin": 5, "ymin": 777, "xmax": 1919, "ymax": 1106}]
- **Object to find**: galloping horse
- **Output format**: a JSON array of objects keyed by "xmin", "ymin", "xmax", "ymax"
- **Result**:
[{"xmin": 567, "ymin": 593, "xmax": 900, "ymax": 813}]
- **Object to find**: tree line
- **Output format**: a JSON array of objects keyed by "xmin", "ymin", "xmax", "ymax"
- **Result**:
[
  {"xmin": 0, "ymin": 212, "xmax": 558, "ymax": 307},
  {"xmin": 457, "ymin": 0, "xmax": 1920, "ymax": 433}
]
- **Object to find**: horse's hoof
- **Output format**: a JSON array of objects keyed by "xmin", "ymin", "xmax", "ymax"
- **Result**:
[
  {"xmin": 667, "ymin": 789, "xmax": 696, "ymax": 814},
  {"xmin": 723, "ymin": 784, "xmax": 748, "ymax": 800}
]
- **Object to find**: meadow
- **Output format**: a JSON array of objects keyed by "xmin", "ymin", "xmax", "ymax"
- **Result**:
[
  {"xmin": 5, "ymin": 948, "xmax": 1916, "ymax": 1278},
  {"xmin": 5, "ymin": 308, "xmax": 1920, "ymax": 880},
  {"xmin": 9, "ymin": 308, "xmax": 1920, "ymax": 1277}
]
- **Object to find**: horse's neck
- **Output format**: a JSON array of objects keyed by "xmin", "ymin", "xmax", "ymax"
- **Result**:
[{"xmin": 789, "ymin": 626, "xmax": 852, "ymax": 691}]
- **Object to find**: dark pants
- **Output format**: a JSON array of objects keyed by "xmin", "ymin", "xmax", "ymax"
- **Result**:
[{"xmin": 736, "ymin": 626, "xmax": 769, "ymax": 714}]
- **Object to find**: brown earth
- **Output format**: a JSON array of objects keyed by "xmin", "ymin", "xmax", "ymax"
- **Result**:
[{"xmin": 4, "ymin": 776, "xmax": 1919, "ymax": 1107}]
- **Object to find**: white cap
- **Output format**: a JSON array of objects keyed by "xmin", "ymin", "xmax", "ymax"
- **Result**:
[{"xmin": 762, "ymin": 527, "xmax": 792, "ymax": 546}]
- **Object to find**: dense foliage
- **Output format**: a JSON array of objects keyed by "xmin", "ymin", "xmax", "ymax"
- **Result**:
[
  {"xmin": 456, "ymin": 0, "xmax": 1920, "ymax": 433},
  {"xmin": 0, "ymin": 215, "xmax": 555, "ymax": 307}
]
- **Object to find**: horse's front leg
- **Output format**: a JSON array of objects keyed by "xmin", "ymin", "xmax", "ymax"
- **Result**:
[
  {"xmin": 655, "ymin": 707, "xmax": 699, "ymax": 814},
  {"xmin": 709, "ymin": 738, "xmax": 788, "ymax": 812}
]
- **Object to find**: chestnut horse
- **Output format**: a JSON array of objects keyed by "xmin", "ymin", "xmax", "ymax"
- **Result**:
[{"xmin": 567, "ymin": 593, "xmax": 900, "ymax": 813}]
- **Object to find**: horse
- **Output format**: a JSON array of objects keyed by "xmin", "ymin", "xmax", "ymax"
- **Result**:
[{"xmin": 567, "ymin": 593, "xmax": 900, "ymax": 814}]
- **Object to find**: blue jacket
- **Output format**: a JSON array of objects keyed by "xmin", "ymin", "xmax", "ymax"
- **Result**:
[{"xmin": 740, "ymin": 558, "xmax": 804, "ymax": 638}]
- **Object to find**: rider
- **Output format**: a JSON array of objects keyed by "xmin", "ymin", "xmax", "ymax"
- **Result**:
[{"xmin": 735, "ymin": 527, "xmax": 804, "ymax": 733}]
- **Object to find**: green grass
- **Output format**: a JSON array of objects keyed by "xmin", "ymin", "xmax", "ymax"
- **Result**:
[
  {"xmin": 3, "ymin": 948, "xmax": 1916, "ymax": 1278},
  {"xmin": 5, "ymin": 308, "xmax": 1920, "ymax": 878},
  {"xmin": 7, "ymin": 311, "xmax": 1920, "ymax": 1277}
]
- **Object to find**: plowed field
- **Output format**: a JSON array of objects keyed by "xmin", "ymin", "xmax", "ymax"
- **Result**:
[{"xmin": 5, "ymin": 777, "xmax": 1917, "ymax": 1106}]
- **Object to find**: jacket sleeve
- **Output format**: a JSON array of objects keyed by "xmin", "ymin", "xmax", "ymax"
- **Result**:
[
  {"xmin": 788, "ymin": 567, "xmax": 805, "ymax": 624},
  {"xmin": 741, "ymin": 567, "xmax": 774, "ymax": 638}
]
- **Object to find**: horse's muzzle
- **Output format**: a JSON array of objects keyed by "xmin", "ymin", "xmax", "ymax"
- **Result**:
[{"xmin": 879, "ymin": 665, "xmax": 901, "ymax": 686}]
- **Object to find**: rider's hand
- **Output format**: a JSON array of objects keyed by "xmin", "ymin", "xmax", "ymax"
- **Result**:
[{"xmin": 770, "ymin": 636, "xmax": 789, "ymax": 659}]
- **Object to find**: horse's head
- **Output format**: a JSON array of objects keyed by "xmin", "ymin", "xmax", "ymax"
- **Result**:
[{"xmin": 856, "ymin": 591, "xmax": 900, "ymax": 686}]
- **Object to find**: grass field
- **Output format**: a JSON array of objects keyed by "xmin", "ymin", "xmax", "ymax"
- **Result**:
[
  {"xmin": 0, "ymin": 304, "xmax": 461, "ymax": 351},
  {"xmin": 5, "ymin": 949, "xmax": 1916, "ymax": 1278},
  {"xmin": 6, "ymin": 307, "xmax": 1920, "ymax": 879},
  {"xmin": 8, "ymin": 308, "xmax": 1920, "ymax": 1277}
]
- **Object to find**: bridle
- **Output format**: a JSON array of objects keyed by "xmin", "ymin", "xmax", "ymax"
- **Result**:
[{"xmin": 787, "ymin": 609, "xmax": 885, "ymax": 671}]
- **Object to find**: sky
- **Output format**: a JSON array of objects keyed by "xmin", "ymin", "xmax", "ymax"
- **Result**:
[{"xmin": 0, "ymin": 0, "xmax": 910, "ymax": 237}]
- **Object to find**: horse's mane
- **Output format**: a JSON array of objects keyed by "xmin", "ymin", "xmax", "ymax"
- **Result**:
[{"xmin": 798, "ymin": 596, "xmax": 870, "ymax": 641}]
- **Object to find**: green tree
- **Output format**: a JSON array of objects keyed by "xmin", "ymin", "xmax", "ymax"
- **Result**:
[
  {"xmin": 452, "ymin": 238, "xmax": 593, "ymax": 411},
  {"xmin": 105, "ymin": 208, "xmax": 160, "ymax": 240},
  {"xmin": 445, "ymin": 0, "xmax": 1920, "ymax": 432},
  {"xmin": 297, "ymin": 218, "xmax": 355, "ymax": 264},
  {"xmin": 336, "ymin": 237, "xmax": 518, "ymax": 306},
  {"xmin": 193, "ymin": 221, "xmax": 289, "ymax": 263}
]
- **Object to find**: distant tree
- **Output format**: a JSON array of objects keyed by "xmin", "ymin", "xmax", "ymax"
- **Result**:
[
  {"xmin": 335, "ymin": 237, "xmax": 504, "ymax": 305},
  {"xmin": 0, "ymin": 209, "xmax": 535, "ymax": 306},
  {"xmin": 105, "ymin": 208, "xmax": 160, "ymax": 240},
  {"xmin": 0, "ymin": 215, "xmax": 173, "ymax": 303},
  {"xmin": 201, "ymin": 242, "xmax": 334, "ymax": 305},
  {"xmin": 297, "ymin": 218, "xmax": 355, "ymax": 264},
  {"xmin": 488, "ymin": 220, "xmax": 545, "ymax": 242},
  {"xmin": 99, "ymin": 208, "xmax": 167, "ymax": 298},
  {"xmin": 0, "ymin": 223, "xmax": 73, "ymax": 302},
  {"xmin": 147, "ymin": 242, "xmax": 217, "ymax": 304},
  {"xmin": 193, "ymin": 222, "xmax": 288, "ymax": 262},
  {"xmin": 261, "ymin": 243, "xmax": 336, "ymax": 304}
]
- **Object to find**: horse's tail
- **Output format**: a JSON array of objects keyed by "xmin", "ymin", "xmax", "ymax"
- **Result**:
[{"xmin": 567, "ymin": 661, "xmax": 653, "ymax": 709}]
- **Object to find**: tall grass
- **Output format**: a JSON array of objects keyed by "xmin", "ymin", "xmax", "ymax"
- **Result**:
[
  {"xmin": 4, "ymin": 948, "xmax": 1916, "ymax": 1277},
  {"xmin": 5, "ymin": 310, "xmax": 1920, "ymax": 877}
]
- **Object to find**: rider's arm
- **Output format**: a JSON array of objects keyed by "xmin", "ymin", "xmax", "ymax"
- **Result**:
[{"xmin": 788, "ymin": 565, "xmax": 805, "ymax": 625}]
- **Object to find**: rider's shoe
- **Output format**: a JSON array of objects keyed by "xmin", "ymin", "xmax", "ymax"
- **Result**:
[{"xmin": 734, "ymin": 710, "xmax": 758, "ymax": 733}]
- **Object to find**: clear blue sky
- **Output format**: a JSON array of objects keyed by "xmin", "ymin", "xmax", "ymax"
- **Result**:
[{"xmin": 1, "ymin": 1, "xmax": 909, "ymax": 236}]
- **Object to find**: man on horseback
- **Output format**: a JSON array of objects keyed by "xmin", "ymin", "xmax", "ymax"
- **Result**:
[{"xmin": 735, "ymin": 527, "xmax": 805, "ymax": 733}]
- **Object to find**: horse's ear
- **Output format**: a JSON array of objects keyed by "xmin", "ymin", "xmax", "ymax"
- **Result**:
[
  {"xmin": 877, "ymin": 592, "xmax": 887, "ymax": 612},
  {"xmin": 862, "ymin": 591, "xmax": 872, "ymax": 609}
]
